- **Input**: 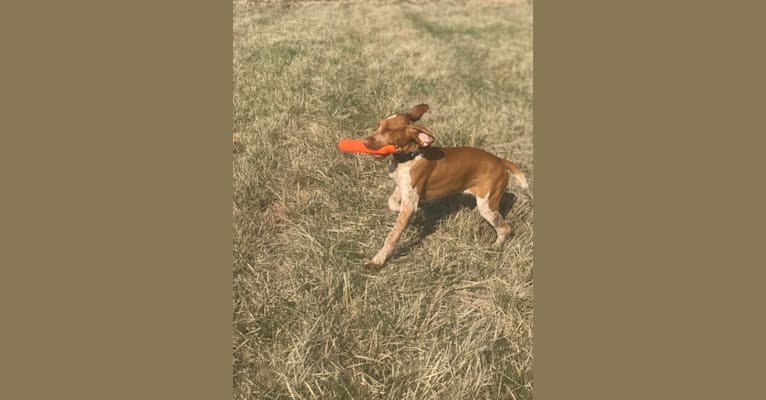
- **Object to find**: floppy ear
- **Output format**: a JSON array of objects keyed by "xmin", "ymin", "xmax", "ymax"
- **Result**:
[
  {"xmin": 406, "ymin": 104, "xmax": 429, "ymax": 122},
  {"xmin": 405, "ymin": 124, "xmax": 434, "ymax": 147}
]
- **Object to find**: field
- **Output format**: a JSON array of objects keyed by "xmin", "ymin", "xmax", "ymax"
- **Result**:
[{"xmin": 233, "ymin": 1, "xmax": 533, "ymax": 398}]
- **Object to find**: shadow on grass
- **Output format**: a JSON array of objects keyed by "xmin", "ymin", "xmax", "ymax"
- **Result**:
[{"xmin": 386, "ymin": 191, "xmax": 519, "ymax": 262}]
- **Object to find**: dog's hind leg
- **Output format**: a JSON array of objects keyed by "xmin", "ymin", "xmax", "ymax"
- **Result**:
[{"xmin": 476, "ymin": 193, "xmax": 511, "ymax": 246}]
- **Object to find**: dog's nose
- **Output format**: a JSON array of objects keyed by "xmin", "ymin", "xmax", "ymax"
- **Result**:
[{"xmin": 363, "ymin": 138, "xmax": 376, "ymax": 149}]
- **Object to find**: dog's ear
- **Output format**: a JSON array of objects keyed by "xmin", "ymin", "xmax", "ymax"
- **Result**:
[
  {"xmin": 406, "ymin": 104, "xmax": 429, "ymax": 122},
  {"xmin": 405, "ymin": 124, "xmax": 434, "ymax": 147}
]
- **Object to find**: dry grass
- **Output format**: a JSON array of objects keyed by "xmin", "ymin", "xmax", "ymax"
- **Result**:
[{"xmin": 233, "ymin": 1, "xmax": 533, "ymax": 398}]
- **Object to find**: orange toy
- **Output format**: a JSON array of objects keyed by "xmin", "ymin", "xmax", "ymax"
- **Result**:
[{"xmin": 337, "ymin": 139, "xmax": 396, "ymax": 155}]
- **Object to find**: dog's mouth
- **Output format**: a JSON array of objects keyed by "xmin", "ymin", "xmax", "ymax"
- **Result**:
[{"xmin": 373, "ymin": 153, "xmax": 388, "ymax": 160}]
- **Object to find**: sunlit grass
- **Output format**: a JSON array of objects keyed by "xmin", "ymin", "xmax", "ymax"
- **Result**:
[{"xmin": 233, "ymin": 1, "xmax": 533, "ymax": 398}]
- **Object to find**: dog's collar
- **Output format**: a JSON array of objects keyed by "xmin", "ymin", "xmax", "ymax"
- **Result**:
[
  {"xmin": 389, "ymin": 149, "xmax": 421, "ymax": 173},
  {"xmin": 393, "ymin": 149, "xmax": 421, "ymax": 163}
]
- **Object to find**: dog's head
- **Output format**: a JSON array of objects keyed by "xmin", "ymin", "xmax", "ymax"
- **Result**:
[{"xmin": 363, "ymin": 104, "xmax": 435, "ymax": 159}]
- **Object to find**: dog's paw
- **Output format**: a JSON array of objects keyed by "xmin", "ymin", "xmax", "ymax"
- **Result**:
[
  {"xmin": 492, "ymin": 234, "xmax": 510, "ymax": 248},
  {"xmin": 363, "ymin": 261, "xmax": 383, "ymax": 272}
]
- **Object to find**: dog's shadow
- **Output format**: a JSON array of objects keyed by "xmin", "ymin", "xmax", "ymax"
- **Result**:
[{"xmin": 391, "ymin": 192, "xmax": 518, "ymax": 259}]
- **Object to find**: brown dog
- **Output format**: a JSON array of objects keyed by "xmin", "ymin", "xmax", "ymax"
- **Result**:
[{"xmin": 362, "ymin": 104, "xmax": 529, "ymax": 270}]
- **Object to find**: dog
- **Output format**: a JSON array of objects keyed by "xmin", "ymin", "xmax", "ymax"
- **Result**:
[{"xmin": 360, "ymin": 104, "xmax": 529, "ymax": 270}]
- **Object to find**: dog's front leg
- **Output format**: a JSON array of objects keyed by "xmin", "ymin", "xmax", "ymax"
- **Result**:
[
  {"xmin": 365, "ymin": 186, "xmax": 418, "ymax": 271},
  {"xmin": 388, "ymin": 186, "xmax": 401, "ymax": 212}
]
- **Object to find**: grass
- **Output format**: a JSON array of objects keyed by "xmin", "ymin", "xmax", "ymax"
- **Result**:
[{"xmin": 233, "ymin": 1, "xmax": 533, "ymax": 398}]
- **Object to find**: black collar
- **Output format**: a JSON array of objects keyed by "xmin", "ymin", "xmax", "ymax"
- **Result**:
[
  {"xmin": 389, "ymin": 150, "xmax": 421, "ymax": 173},
  {"xmin": 393, "ymin": 149, "xmax": 421, "ymax": 163}
]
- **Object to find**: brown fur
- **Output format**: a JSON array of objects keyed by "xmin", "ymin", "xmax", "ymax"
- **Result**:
[{"xmin": 362, "ymin": 104, "xmax": 528, "ymax": 271}]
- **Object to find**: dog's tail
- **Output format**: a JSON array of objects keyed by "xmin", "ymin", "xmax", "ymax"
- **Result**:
[{"xmin": 503, "ymin": 159, "xmax": 529, "ymax": 191}]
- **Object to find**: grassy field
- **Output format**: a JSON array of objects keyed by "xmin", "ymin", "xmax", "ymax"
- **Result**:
[{"xmin": 233, "ymin": 1, "xmax": 533, "ymax": 398}]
